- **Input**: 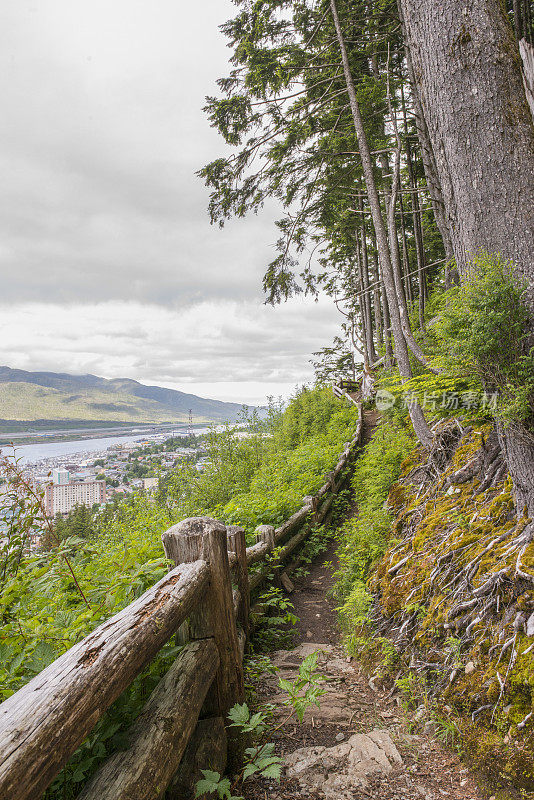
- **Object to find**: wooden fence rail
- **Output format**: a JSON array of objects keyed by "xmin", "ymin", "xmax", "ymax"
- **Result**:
[{"xmin": 0, "ymin": 392, "xmax": 361, "ymax": 800}]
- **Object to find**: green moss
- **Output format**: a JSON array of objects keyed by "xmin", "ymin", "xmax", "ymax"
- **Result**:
[
  {"xmin": 521, "ymin": 542, "xmax": 534, "ymax": 572},
  {"xmin": 347, "ymin": 420, "xmax": 534, "ymax": 793}
]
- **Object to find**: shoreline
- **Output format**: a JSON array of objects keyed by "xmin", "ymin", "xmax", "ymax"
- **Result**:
[{"xmin": 0, "ymin": 421, "xmax": 206, "ymax": 447}]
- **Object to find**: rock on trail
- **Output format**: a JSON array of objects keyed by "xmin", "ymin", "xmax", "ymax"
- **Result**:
[{"xmin": 285, "ymin": 729, "xmax": 402, "ymax": 799}]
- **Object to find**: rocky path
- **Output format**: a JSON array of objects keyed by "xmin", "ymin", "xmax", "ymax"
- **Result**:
[{"xmin": 245, "ymin": 540, "xmax": 486, "ymax": 800}]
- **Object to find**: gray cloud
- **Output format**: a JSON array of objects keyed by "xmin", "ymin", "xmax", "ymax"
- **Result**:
[
  {"xmin": 0, "ymin": 1, "xmax": 344, "ymax": 401},
  {"xmin": 0, "ymin": 0, "xmax": 281, "ymax": 307},
  {"xmin": 0, "ymin": 298, "xmax": 341, "ymax": 404}
]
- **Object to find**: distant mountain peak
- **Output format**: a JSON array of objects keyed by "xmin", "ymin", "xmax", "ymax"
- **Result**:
[{"xmin": 0, "ymin": 366, "xmax": 250, "ymax": 424}]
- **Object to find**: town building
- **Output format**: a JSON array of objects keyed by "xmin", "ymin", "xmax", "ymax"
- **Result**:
[
  {"xmin": 44, "ymin": 480, "xmax": 106, "ymax": 516},
  {"xmin": 52, "ymin": 468, "xmax": 70, "ymax": 485}
]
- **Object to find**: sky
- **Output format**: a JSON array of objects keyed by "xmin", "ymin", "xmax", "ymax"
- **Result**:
[{"xmin": 0, "ymin": 0, "xmax": 342, "ymax": 405}]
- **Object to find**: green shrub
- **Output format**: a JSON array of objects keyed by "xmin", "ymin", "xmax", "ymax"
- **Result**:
[
  {"xmin": 382, "ymin": 252, "xmax": 534, "ymax": 426},
  {"xmin": 274, "ymin": 386, "xmax": 345, "ymax": 448},
  {"xmin": 435, "ymin": 252, "xmax": 534, "ymax": 425},
  {"xmin": 221, "ymin": 406, "xmax": 358, "ymax": 535},
  {"xmin": 335, "ymin": 418, "xmax": 415, "ymax": 624}
]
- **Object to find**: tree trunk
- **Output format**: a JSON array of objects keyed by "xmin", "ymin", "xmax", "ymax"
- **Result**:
[
  {"xmin": 513, "ymin": 0, "xmax": 524, "ymax": 40},
  {"xmin": 358, "ymin": 200, "xmax": 379, "ymax": 363},
  {"xmin": 355, "ymin": 229, "xmax": 371, "ymax": 367},
  {"xmin": 399, "ymin": 0, "xmax": 534, "ymax": 311},
  {"xmin": 372, "ymin": 245, "xmax": 394, "ymax": 369},
  {"xmin": 399, "ymin": 0, "xmax": 534, "ymax": 514},
  {"xmin": 330, "ymin": 0, "xmax": 432, "ymax": 446},
  {"xmin": 405, "ymin": 136, "xmax": 427, "ymax": 327},
  {"xmin": 370, "ymin": 46, "xmax": 434, "ymax": 369},
  {"xmin": 399, "ymin": 195, "xmax": 414, "ymax": 305},
  {"xmin": 370, "ymin": 245, "xmax": 384, "ymax": 349},
  {"xmin": 399, "ymin": 8, "xmax": 455, "ymax": 263}
]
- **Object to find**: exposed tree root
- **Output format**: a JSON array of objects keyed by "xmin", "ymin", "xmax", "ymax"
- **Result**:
[{"xmin": 361, "ymin": 420, "xmax": 534, "ymax": 790}]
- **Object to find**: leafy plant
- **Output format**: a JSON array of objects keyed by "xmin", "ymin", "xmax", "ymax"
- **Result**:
[
  {"xmin": 195, "ymin": 770, "xmax": 239, "ymax": 800},
  {"xmin": 395, "ymin": 671, "xmax": 429, "ymax": 711},
  {"xmin": 335, "ymin": 417, "xmax": 415, "ymax": 605},
  {"xmin": 252, "ymin": 587, "xmax": 298, "ymax": 651},
  {"xmin": 195, "ymin": 651, "xmax": 327, "ymax": 799},
  {"xmin": 382, "ymin": 252, "xmax": 534, "ymax": 427},
  {"xmin": 291, "ymin": 524, "xmax": 333, "ymax": 579},
  {"xmin": 278, "ymin": 650, "xmax": 327, "ymax": 722},
  {"xmin": 195, "ymin": 703, "xmax": 282, "ymax": 800}
]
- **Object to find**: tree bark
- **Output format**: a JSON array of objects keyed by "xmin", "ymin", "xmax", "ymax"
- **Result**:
[
  {"xmin": 227, "ymin": 526, "xmax": 250, "ymax": 636},
  {"xmin": 405, "ymin": 136, "xmax": 427, "ymax": 327},
  {"xmin": 513, "ymin": 0, "xmax": 524, "ymax": 40},
  {"xmin": 399, "ymin": 8, "xmax": 455, "ymax": 263},
  {"xmin": 372, "ymin": 244, "xmax": 394, "ymax": 368},
  {"xmin": 399, "ymin": 0, "xmax": 534, "ymax": 514},
  {"xmin": 162, "ymin": 518, "xmax": 244, "ymax": 718},
  {"xmin": 399, "ymin": 0, "xmax": 534, "ymax": 312},
  {"xmin": 370, "ymin": 245, "xmax": 384, "ymax": 348},
  {"xmin": 355, "ymin": 230, "xmax": 371, "ymax": 367},
  {"xmin": 399, "ymin": 195, "xmax": 414, "ymax": 304},
  {"xmin": 358, "ymin": 205, "xmax": 379, "ymax": 363}
]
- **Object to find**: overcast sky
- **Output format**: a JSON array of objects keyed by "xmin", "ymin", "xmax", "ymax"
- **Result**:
[{"xmin": 0, "ymin": 0, "xmax": 341, "ymax": 405}]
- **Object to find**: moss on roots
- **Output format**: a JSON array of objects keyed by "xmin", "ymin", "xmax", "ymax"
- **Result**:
[{"xmin": 357, "ymin": 422, "xmax": 534, "ymax": 794}]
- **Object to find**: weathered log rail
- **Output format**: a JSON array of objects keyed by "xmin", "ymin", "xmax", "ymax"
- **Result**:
[{"xmin": 0, "ymin": 394, "xmax": 362, "ymax": 800}]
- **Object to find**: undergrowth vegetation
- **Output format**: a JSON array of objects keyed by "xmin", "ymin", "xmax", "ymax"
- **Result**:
[
  {"xmin": 328, "ymin": 256, "xmax": 534, "ymax": 796},
  {"xmin": 335, "ymin": 407, "xmax": 534, "ymax": 795},
  {"xmin": 383, "ymin": 252, "xmax": 534, "ymax": 428},
  {"xmin": 335, "ymin": 416, "xmax": 415, "ymax": 632}
]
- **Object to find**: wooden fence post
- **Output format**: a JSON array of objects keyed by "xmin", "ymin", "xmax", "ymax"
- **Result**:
[
  {"xmin": 227, "ymin": 525, "xmax": 250, "ymax": 638},
  {"xmin": 255, "ymin": 524, "xmax": 275, "ymax": 549},
  {"xmin": 326, "ymin": 470, "xmax": 336, "ymax": 494},
  {"xmin": 303, "ymin": 495, "xmax": 318, "ymax": 526},
  {"xmin": 162, "ymin": 518, "xmax": 245, "ymax": 723}
]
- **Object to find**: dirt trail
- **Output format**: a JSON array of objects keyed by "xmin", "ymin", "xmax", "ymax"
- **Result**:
[{"xmin": 245, "ymin": 411, "xmax": 486, "ymax": 800}]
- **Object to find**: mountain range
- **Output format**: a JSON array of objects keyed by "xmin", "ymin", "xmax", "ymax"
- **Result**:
[{"xmin": 0, "ymin": 366, "xmax": 249, "ymax": 425}]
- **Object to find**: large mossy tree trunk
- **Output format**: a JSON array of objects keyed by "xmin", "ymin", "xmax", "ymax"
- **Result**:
[
  {"xmin": 398, "ymin": 0, "xmax": 534, "ymax": 516},
  {"xmin": 398, "ymin": 0, "xmax": 534, "ymax": 300}
]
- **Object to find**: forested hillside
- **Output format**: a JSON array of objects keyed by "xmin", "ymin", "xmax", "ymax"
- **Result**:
[
  {"xmin": 1, "ymin": 0, "xmax": 534, "ymax": 798},
  {"xmin": 0, "ymin": 366, "xmax": 249, "ymax": 424}
]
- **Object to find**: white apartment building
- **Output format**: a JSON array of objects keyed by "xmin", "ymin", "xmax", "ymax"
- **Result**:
[{"xmin": 44, "ymin": 480, "xmax": 106, "ymax": 516}]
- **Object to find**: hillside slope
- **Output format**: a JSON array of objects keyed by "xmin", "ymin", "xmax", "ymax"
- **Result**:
[
  {"xmin": 337, "ymin": 416, "xmax": 534, "ymax": 796},
  {"xmin": 0, "ymin": 366, "xmax": 248, "ymax": 423}
]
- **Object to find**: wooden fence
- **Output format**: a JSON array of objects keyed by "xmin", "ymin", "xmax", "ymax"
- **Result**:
[{"xmin": 0, "ymin": 393, "xmax": 361, "ymax": 800}]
